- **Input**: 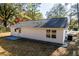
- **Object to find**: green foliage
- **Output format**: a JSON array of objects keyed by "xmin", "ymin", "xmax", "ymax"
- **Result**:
[
  {"xmin": 69, "ymin": 19, "xmax": 78, "ymax": 30},
  {"xmin": 0, "ymin": 25, "xmax": 10, "ymax": 33},
  {"xmin": 0, "ymin": 3, "xmax": 43, "ymax": 27},
  {"xmin": 18, "ymin": 11, "xmax": 32, "ymax": 20},
  {"xmin": 25, "ymin": 3, "xmax": 44, "ymax": 20},
  {"xmin": 69, "ymin": 3, "xmax": 79, "ymax": 28},
  {"xmin": 46, "ymin": 4, "xmax": 67, "ymax": 19},
  {"xmin": 0, "ymin": 3, "xmax": 23, "ymax": 27},
  {"xmin": 70, "ymin": 4, "xmax": 78, "ymax": 15}
]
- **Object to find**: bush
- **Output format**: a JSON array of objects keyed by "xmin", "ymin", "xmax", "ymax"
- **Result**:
[{"xmin": 0, "ymin": 26, "xmax": 10, "ymax": 33}]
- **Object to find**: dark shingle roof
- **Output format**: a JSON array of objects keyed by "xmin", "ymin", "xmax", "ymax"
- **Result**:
[{"xmin": 41, "ymin": 18, "xmax": 68, "ymax": 28}]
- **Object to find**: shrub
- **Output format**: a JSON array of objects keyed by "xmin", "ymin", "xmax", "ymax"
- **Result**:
[{"xmin": 0, "ymin": 26, "xmax": 10, "ymax": 33}]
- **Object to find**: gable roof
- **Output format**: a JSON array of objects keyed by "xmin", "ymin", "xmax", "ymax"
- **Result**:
[{"xmin": 12, "ymin": 17, "xmax": 68, "ymax": 28}]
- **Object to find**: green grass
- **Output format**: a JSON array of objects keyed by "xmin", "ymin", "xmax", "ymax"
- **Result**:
[{"xmin": 0, "ymin": 26, "xmax": 10, "ymax": 33}]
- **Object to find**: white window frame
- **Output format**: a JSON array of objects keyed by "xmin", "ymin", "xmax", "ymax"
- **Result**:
[{"xmin": 46, "ymin": 29, "xmax": 56, "ymax": 38}]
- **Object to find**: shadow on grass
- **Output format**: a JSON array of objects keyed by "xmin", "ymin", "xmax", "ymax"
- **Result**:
[{"xmin": 0, "ymin": 36, "xmax": 60, "ymax": 56}]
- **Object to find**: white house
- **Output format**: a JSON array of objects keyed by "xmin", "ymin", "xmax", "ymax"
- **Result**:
[{"xmin": 10, "ymin": 18, "xmax": 68, "ymax": 44}]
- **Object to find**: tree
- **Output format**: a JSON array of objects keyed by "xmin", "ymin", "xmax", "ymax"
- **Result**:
[
  {"xmin": 46, "ymin": 4, "xmax": 67, "ymax": 19},
  {"xmin": 18, "ymin": 11, "xmax": 32, "ymax": 20},
  {"xmin": 69, "ymin": 19, "xmax": 78, "ymax": 30},
  {"xmin": 24, "ymin": 3, "xmax": 44, "ymax": 20},
  {"xmin": 69, "ymin": 3, "xmax": 79, "ymax": 27},
  {"xmin": 35, "ymin": 12, "xmax": 43, "ymax": 20},
  {"xmin": 0, "ymin": 3, "xmax": 23, "ymax": 27},
  {"xmin": 14, "ymin": 11, "xmax": 32, "ymax": 23},
  {"xmin": 77, "ymin": 3, "xmax": 79, "ymax": 27}
]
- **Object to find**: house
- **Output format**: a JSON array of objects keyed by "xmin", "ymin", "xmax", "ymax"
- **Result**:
[{"xmin": 10, "ymin": 18, "xmax": 68, "ymax": 44}]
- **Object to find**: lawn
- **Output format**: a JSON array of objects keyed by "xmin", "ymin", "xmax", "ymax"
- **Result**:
[
  {"xmin": 0, "ymin": 35, "xmax": 60, "ymax": 56},
  {"xmin": 0, "ymin": 26, "xmax": 10, "ymax": 33},
  {"xmin": 0, "ymin": 32, "xmax": 79, "ymax": 56}
]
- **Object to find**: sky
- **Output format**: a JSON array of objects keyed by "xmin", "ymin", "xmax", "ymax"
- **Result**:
[
  {"xmin": 23, "ymin": 3, "xmax": 73, "ymax": 19},
  {"xmin": 38, "ymin": 3, "xmax": 72, "ymax": 18},
  {"xmin": 23, "ymin": 3, "xmax": 55, "ymax": 18},
  {"xmin": 38, "ymin": 3, "xmax": 54, "ymax": 18}
]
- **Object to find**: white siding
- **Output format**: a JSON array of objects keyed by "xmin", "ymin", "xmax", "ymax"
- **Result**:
[
  {"xmin": 10, "ymin": 27, "xmax": 65, "ymax": 44},
  {"xmin": 45, "ymin": 28, "xmax": 65, "ymax": 44}
]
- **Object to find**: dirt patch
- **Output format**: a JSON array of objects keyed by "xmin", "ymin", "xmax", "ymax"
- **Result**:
[
  {"xmin": 0, "ymin": 46, "xmax": 12, "ymax": 56},
  {"xmin": 1, "ymin": 32, "xmax": 79, "ymax": 56},
  {"xmin": 0, "ymin": 37, "xmax": 59, "ymax": 56},
  {"xmin": 0, "ymin": 32, "xmax": 11, "ymax": 37},
  {"xmin": 51, "ymin": 47, "xmax": 68, "ymax": 56}
]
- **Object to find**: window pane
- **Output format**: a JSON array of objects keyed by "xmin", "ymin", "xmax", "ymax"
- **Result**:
[
  {"xmin": 52, "ymin": 35, "xmax": 56, "ymax": 38},
  {"xmin": 52, "ymin": 30, "xmax": 56, "ymax": 33},
  {"xmin": 19, "ymin": 29, "xmax": 21, "ymax": 33},
  {"xmin": 46, "ymin": 29, "xmax": 50, "ymax": 33},
  {"xmin": 52, "ymin": 33, "xmax": 56, "ymax": 35},
  {"xmin": 46, "ymin": 29, "xmax": 50, "ymax": 38},
  {"xmin": 15, "ymin": 29, "xmax": 16, "ymax": 32},
  {"xmin": 46, "ymin": 34, "xmax": 50, "ymax": 38},
  {"xmin": 14, "ymin": 28, "xmax": 21, "ymax": 33},
  {"xmin": 52, "ymin": 30, "xmax": 56, "ymax": 35}
]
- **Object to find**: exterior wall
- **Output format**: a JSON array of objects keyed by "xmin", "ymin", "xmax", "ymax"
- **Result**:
[
  {"xmin": 45, "ymin": 28, "xmax": 65, "ymax": 44},
  {"xmin": 10, "ymin": 27, "xmax": 65, "ymax": 44}
]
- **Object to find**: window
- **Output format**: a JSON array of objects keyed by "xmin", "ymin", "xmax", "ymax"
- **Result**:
[
  {"xmin": 14, "ymin": 28, "xmax": 21, "ymax": 33},
  {"xmin": 15, "ymin": 29, "xmax": 17, "ymax": 32},
  {"xmin": 46, "ymin": 33, "xmax": 50, "ymax": 38},
  {"xmin": 46, "ymin": 29, "xmax": 56, "ymax": 38},
  {"xmin": 46, "ymin": 29, "xmax": 50, "ymax": 38},
  {"xmin": 52, "ymin": 35, "xmax": 56, "ymax": 38},
  {"xmin": 19, "ymin": 29, "xmax": 21, "ymax": 33},
  {"xmin": 52, "ymin": 30, "xmax": 56, "ymax": 33},
  {"xmin": 46, "ymin": 30, "xmax": 50, "ymax": 33},
  {"xmin": 51, "ymin": 30, "xmax": 56, "ymax": 38}
]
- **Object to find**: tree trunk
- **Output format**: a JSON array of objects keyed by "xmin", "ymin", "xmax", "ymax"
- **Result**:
[
  {"xmin": 3, "ymin": 20, "xmax": 7, "ymax": 27},
  {"xmin": 77, "ymin": 3, "xmax": 79, "ymax": 27},
  {"xmin": 69, "ymin": 15, "xmax": 72, "ymax": 25}
]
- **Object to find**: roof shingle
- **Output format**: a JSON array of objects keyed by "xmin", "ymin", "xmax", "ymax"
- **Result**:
[{"xmin": 41, "ymin": 18, "xmax": 68, "ymax": 28}]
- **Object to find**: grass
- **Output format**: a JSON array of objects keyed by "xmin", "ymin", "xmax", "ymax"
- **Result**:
[
  {"xmin": 0, "ymin": 32, "xmax": 79, "ymax": 56},
  {"xmin": 0, "ymin": 27, "xmax": 60, "ymax": 56},
  {"xmin": 0, "ymin": 26, "xmax": 10, "ymax": 33},
  {"xmin": 0, "ymin": 37, "xmax": 60, "ymax": 56},
  {"xmin": 1, "ymin": 36, "xmax": 79, "ymax": 56}
]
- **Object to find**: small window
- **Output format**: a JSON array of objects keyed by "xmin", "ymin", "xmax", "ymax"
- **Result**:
[
  {"xmin": 19, "ymin": 29, "xmax": 21, "ymax": 33},
  {"xmin": 51, "ymin": 35, "xmax": 56, "ymax": 38},
  {"xmin": 46, "ymin": 29, "xmax": 50, "ymax": 38},
  {"xmin": 52, "ymin": 30, "xmax": 56, "ymax": 33},
  {"xmin": 46, "ymin": 29, "xmax": 50, "ymax": 33},
  {"xmin": 46, "ymin": 33, "xmax": 50, "ymax": 38},
  {"xmin": 46, "ymin": 34, "xmax": 50, "ymax": 38},
  {"xmin": 46, "ymin": 29, "xmax": 56, "ymax": 38},
  {"xmin": 15, "ymin": 29, "xmax": 17, "ymax": 32},
  {"xmin": 14, "ymin": 28, "xmax": 21, "ymax": 33}
]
